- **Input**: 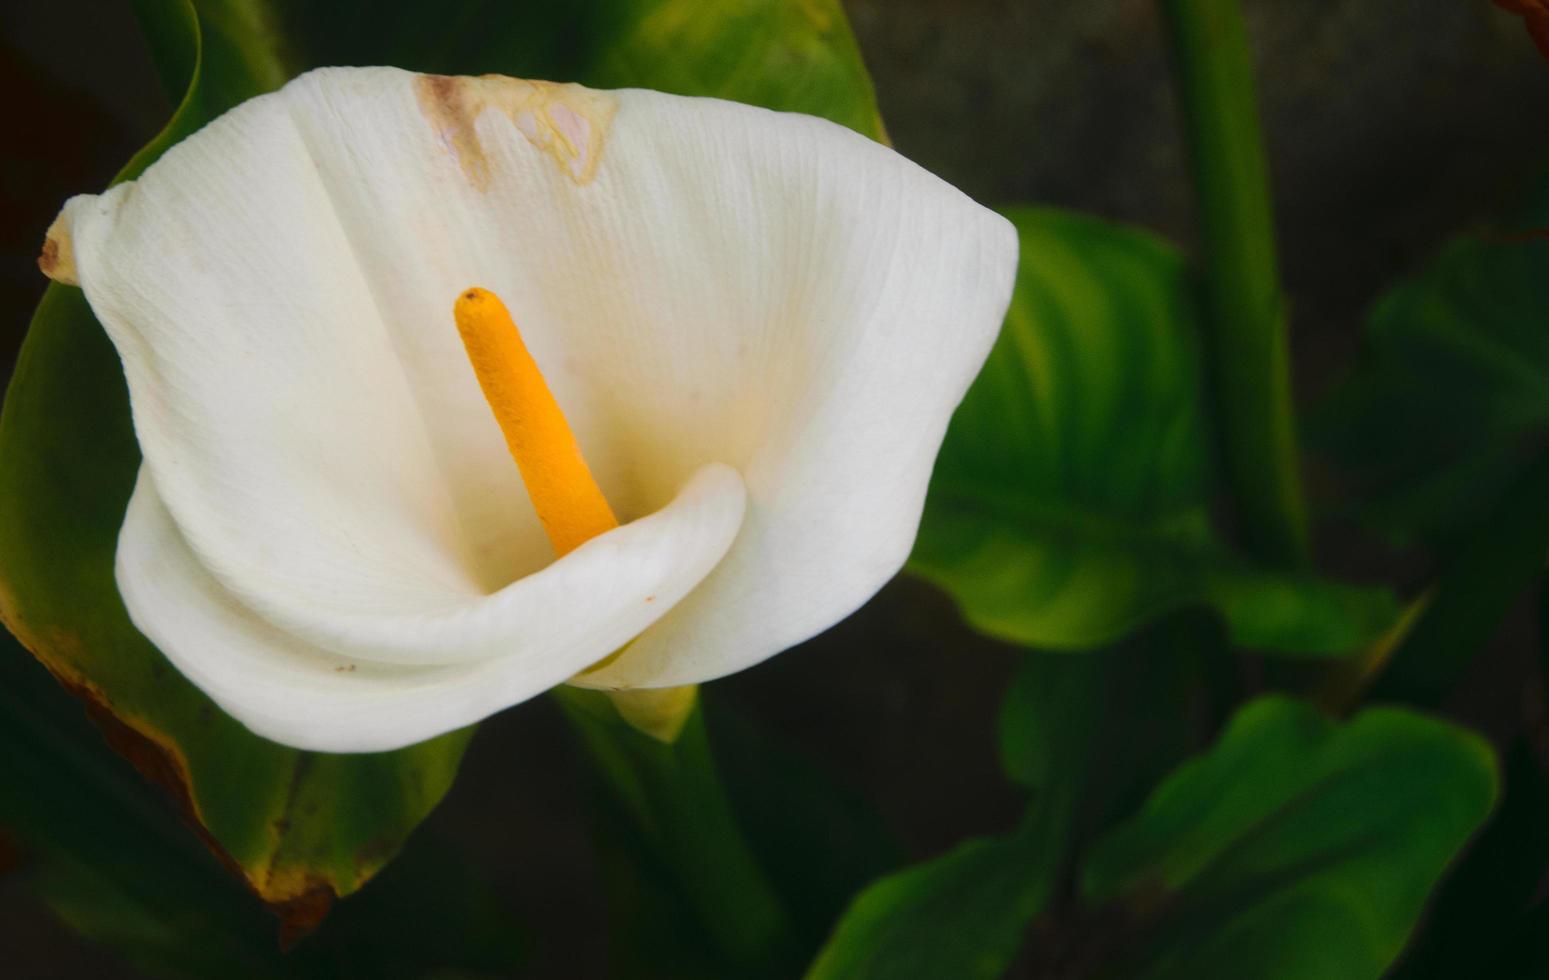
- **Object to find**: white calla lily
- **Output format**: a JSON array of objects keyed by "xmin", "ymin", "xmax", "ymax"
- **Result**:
[{"xmin": 41, "ymin": 66, "xmax": 1017, "ymax": 753}]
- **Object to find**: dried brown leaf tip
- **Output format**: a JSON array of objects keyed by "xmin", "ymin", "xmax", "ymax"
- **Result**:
[
  {"xmin": 1496, "ymin": 0, "xmax": 1549, "ymax": 62},
  {"xmin": 38, "ymin": 213, "xmax": 78, "ymax": 286}
]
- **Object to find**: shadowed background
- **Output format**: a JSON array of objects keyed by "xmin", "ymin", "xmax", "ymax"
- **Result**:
[{"xmin": 2, "ymin": 1, "xmax": 1546, "ymax": 977}]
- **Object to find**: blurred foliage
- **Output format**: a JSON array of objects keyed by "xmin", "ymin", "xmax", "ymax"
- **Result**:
[
  {"xmin": 911, "ymin": 208, "xmax": 1396, "ymax": 656},
  {"xmin": 808, "ymin": 612, "xmax": 1224, "ymax": 979},
  {"xmin": 804, "ymin": 814, "xmax": 1057, "ymax": 980},
  {"xmin": 1312, "ymin": 172, "xmax": 1549, "ymax": 550},
  {"xmin": 1367, "ymin": 447, "xmax": 1549, "ymax": 706},
  {"xmin": 563, "ymin": 691, "xmax": 900, "ymax": 979},
  {"xmin": 1392, "ymin": 739, "xmax": 1549, "ymax": 979},
  {"xmin": 0, "ymin": 632, "xmax": 526, "ymax": 980},
  {"xmin": 1079, "ymin": 697, "xmax": 1497, "ymax": 979}
]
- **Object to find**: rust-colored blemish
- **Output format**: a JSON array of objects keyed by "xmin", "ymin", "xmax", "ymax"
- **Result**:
[
  {"xmin": 0, "ymin": 829, "xmax": 24, "ymax": 877},
  {"xmin": 414, "ymin": 73, "xmax": 617, "ymax": 190},
  {"xmin": 271, "ymin": 878, "xmax": 335, "ymax": 950},
  {"xmin": 1497, "ymin": 0, "xmax": 1549, "ymax": 61},
  {"xmin": 37, "ymin": 214, "xmax": 78, "ymax": 286}
]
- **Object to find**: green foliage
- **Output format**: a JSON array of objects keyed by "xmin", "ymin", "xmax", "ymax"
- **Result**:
[
  {"xmin": 0, "ymin": 635, "xmax": 525, "ymax": 980},
  {"xmin": 911, "ymin": 208, "xmax": 1395, "ymax": 656},
  {"xmin": 999, "ymin": 612, "xmax": 1222, "ymax": 852},
  {"xmin": 1312, "ymin": 173, "xmax": 1549, "ymax": 548},
  {"xmin": 1081, "ymin": 697, "xmax": 1498, "ymax": 979},
  {"xmin": 806, "ymin": 613, "xmax": 1223, "ymax": 980},
  {"xmin": 1392, "ymin": 741, "xmax": 1549, "ymax": 979},
  {"xmin": 804, "ymin": 817, "xmax": 1057, "ymax": 980},
  {"xmin": 1368, "ymin": 448, "xmax": 1549, "ymax": 705}
]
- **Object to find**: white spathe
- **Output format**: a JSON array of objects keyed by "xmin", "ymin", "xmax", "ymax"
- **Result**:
[{"xmin": 45, "ymin": 67, "xmax": 1018, "ymax": 752}]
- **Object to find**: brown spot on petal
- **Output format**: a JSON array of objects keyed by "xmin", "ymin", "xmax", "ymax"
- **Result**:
[
  {"xmin": 37, "ymin": 214, "xmax": 77, "ymax": 286},
  {"xmin": 414, "ymin": 73, "xmax": 617, "ymax": 190}
]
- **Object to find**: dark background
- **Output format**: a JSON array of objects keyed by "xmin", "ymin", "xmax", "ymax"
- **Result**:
[{"xmin": 2, "ymin": 1, "xmax": 1547, "ymax": 977}]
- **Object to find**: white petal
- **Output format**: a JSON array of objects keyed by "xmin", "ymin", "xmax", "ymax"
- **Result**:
[
  {"xmin": 117, "ymin": 463, "xmax": 745, "ymax": 751},
  {"xmin": 61, "ymin": 67, "xmax": 1015, "ymax": 701}
]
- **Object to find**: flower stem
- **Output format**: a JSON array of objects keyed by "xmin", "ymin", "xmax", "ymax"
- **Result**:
[
  {"xmin": 1160, "ymin": 0, "xmax": 1309, "ymax": 567},
  {"xmin": 554, "ymin": 687, "xmax": 794, "ymax": 971}
]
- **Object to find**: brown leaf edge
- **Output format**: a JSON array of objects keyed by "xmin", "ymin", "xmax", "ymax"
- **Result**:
[
  {"xmin": 1495, "ymin": 0, "xmax": 1549, "ymax": 61},
  {"xmin": 0, "ymin": 603, "xmax": 335, "ymax": 941}
]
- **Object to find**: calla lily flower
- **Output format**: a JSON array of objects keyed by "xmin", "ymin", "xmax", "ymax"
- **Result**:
[{"xmin": 39, "ymin": 67, "xmax": 1017, "ymax": 753}]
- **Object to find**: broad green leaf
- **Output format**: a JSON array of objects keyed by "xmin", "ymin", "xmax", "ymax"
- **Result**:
[
  {"xmin": 1390, "ymin": 740, "xmax": 1549, "ymax": 979},
  {"xmin": 803, "ymin": 812, "xmax": 1057, "ymax": 980},
  {"xmin": 0, "ymin": 636, "xmax": 526, "ymax": 980},
  {"xmin": 1310, "ymin": 173, "xmax": 1549, "ymax": 548},
  {"xmin": 910, "ymin": 207, "xmax": 1396, "ymax": 656},
  {"xmin": 1, "ymin": 0, "xmax": 882, "ymax": 922},
  {"xmin": 1081, "ymin": 696, "xmax": 1497, "ymax": 980}
]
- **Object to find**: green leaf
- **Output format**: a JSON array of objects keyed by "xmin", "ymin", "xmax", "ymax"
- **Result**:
[
  {"xmin": 1389, "ymin": 740, "xmax": 1549, "ymax": 979},
  {"xmin": 803, "ymin": 813, "xmax": 1056, "ymax": 980},
  {"xmin": 0, "ymin": 636, "xmax": 526, "ymax": 980},
  {"xmin": 1081, "ymin": 696, "xmax": 1497, "ymax": 980},
  {"xmin": 1310, "ymin": 172, "xmax": 1549, "ymax": 548},
  {"xmin": 910, "ymin": 207, "xmax": 1396, "ymax": 656},
  {"xmin": 1, "ymin": 0, "xmax": 883, "ymax": 923}
]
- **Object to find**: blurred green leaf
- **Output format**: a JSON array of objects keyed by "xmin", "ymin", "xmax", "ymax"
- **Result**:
[
  {"xmin": 0, "ymin": 637, "xmax": 525, "ymax": 980},
  {"xmin": 803, "ymin": 810, "xmax": 1057, "ymax": 980},
  {"xmin": 1081, "ymin": 696, "xmax": 1497, "ymax": 980},
  {"xmin": 1368, "ymin": 446, "xmax": 1549, "ymax": 705},
  {"xmin": 1311, "ymin": 173, "xmax": 1549, "ymax": 548},
  {"xmin": 1390, "ymin": 740, "xmax": 1549, "ymax": 979},
  {"xmin": 910, "ymin": 208, "xmax": 1396, "ymax": 656}
]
